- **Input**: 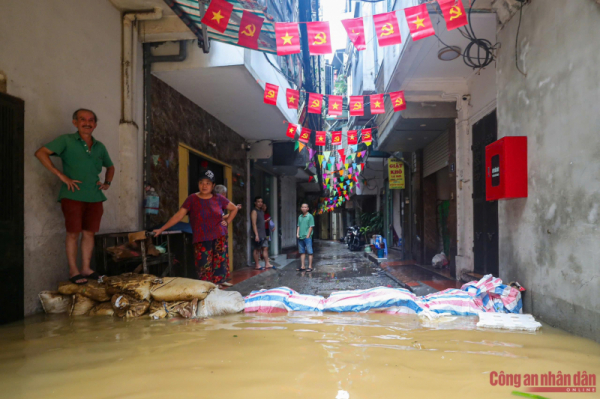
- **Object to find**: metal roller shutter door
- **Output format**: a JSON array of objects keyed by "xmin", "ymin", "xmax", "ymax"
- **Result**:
[{"xmin": 423, "ymin": 131, "xmax": 449, "ymax": 177}]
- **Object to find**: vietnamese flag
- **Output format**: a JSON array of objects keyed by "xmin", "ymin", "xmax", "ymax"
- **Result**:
[
  {"xmin": 307, "ymin": 21, "xmax": 332, "ymax": 55},
  {"xmin": 331, "ymin": 131, "xmax": 342, "ymax": 146},
  {"xmin": 316, "ymin": 131, "xmax": 327, "ymax": 146},
  {"xmin": 200, "ymin": 0, "xmax": 233, "ymax": 33},
  {"xmin": 237, "ymin": 11, "xmax": 263, "ymax": 50},
  {"xmin": 299, "ymin": 127, "xmax": 311, "ymax": 144},
  {"xmin": 373, "ymin": 12, "xmax": 402, "ymax": 47},
  {"xmin": 404, "ymin": 4, "xmax": 435, "ymax": 41},
  {"xmin": 308, "ymin": 92, "xmax": 323, "ymax": 114},
  {"xmin": 341, "ymin": 17, "xmax": 366, "ymax": 51},
  {"xmin": 349, "ymin": 95, "xmax": 364, "ymax": 116},
  {"xmin": 370, "ymin": 94, "xmax": 385, "ymax": 114},
  {"xmin": 263, "ymin": 83, "xmax": 278, "ymax": 105},
  {"xmin": 286, "ymin": 123, "xmax": 298, "ymax": 139},
  {"xmin": 328, "ymin": 95, "xmax": 343, "ymax": 116},
  {"xmin": 389, "ymin": 91, "xmax": 407, "ymax": 112},
  {"xmin": 438, "ymin": 0, "xmax": 468, "ymax": 30},
  {"xmin": 347, "ymin": 130, "xmax": 358, "ymax": 145},
  {"xmin": 361, "ymin": 128, "xmax": 373, "ymax": 143},
  {"xmin": 286, "ymin": 88, "xmax": 299, "ymax": 109},
  {"xmin": 275, "ymin": 22, "xmax": 300, "ymax": 55}
]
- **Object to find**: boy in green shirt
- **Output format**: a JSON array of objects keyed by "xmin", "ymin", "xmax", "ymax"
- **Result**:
[{"xmin": 296, "ymin": 203, "xmax": 315, "ymax": 272}]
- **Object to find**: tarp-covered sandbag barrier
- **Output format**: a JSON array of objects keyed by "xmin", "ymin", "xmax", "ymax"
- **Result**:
[
  {"xmin": 39, "ymin": 291, "xmax": 73, "ymax": 314},
  {"xmin": 150, "ymin": 277, "xmax": 215, "ymax": 302},
  {"xmin": 196, "ymin": 289, "xmax": 245, "ymax": 317},
  {"xmin": 416, "ymin": 289, "xmax": 481, "ymax": 317},
  {"xmin": 58, "ymin": 280, "xmax": 110, "ymax": 302},
  {"xmin": 244, "ymin": 287, "xmax": 325, "ymax": 313},
  {"xmin": 461, "ymin": 274, "xmax": 522, "ymax": 313},
  {"xmin": 324, "ymin": 287, "xmax": 421, "ymax": 314}
]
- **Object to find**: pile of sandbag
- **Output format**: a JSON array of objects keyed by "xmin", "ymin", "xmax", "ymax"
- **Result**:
[{"xmin": 38, "ymin": 273, "xmax": 241, "ymax": 319}]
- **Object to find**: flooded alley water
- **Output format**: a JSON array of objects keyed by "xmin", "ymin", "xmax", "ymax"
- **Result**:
[{"xmin": 1, "ymin": 313, "xmax": 598, "ymax": 399}]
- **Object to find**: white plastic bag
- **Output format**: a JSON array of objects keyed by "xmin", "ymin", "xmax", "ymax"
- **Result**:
[
  {"xmin": 432, "ymin": 252, "xmax": 448, "ymax": 269},
  {"xmin": 197, "ymin": 288, "xmax": 245, "ymax": 317}
]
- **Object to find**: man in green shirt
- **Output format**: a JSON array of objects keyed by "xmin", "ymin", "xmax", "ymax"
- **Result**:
[
  {"xmin": 296, "ymin": 203, "xmax": 315, "ymax": 272},
  {"xmin": 35, "ymin": 109, "xmax": 114, "ymax": 285}
]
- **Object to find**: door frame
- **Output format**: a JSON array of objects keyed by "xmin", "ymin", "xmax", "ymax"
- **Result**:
[{"xmin": 178, "ymin": 143, "xmax": 234, "ymax": 271}]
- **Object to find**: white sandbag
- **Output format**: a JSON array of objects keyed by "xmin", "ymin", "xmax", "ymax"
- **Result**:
[
  {"xmin": 39, "ymin": 291, "xmax": 73, "ymax": 314},
  {"xmin": 197, "ymin": 288, "xmax": 245, "ymax": 318},
  {"xmin": 150, "ymin": 277, "xmax": 215, "ymax": 302}
]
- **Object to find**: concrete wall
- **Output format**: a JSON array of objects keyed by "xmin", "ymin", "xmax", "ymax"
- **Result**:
[
  {"xmin": 496, "ymin": 0, "xmax": 600, "ymax": 342},
  {"xmin": 0, "ymin": 0, "xmax": 144, "ymax": 315},
  {"xmin": 280, "ymin": 176, "xmax": 297, "ymax": 249}
]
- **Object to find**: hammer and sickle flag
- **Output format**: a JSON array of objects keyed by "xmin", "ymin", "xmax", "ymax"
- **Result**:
[
  {"xmin": 370, "ymin": 94, "xmax": 385, "ymax": 115},
  {"xmin": 373, "ymin": 12, "xmax": 402, "ymax": 47},
  {"xmin": 200, "ymin": 0, "xmax": 233, "ymax": 33},
  {"xmin": 347, "ymin": 130, "xmax": 358, "ymax": 145},
  {"xmin": 307, "ymin": 21, "xmax": 332, "ymax": 55},
  {"xmin": 389, "ymin": 91, "xmax": 407, "ymax": 112},
  {"xmin": 263, "ymin": 83, "xmax": 279, "ymax": 106},
  {"xmin": 328, "ymin": 95, "xmax": 343, "ymax": 116},
  {"xmin": 316, "ymin": 131, "xmax": 327, "ymax": 146},
  {"xmin": 308, "ymin": 92, "xmax": 324, "ymax": 114},
  {"xmin": 299, "ymin": 127, "xmax": 311, "ymax": 144},
  {"xmin": 361, "ymin": 128, "xmax": 373, "ymax": 144},
  {"xmin": 237, "ymin": 11, "xmax": 263, "ymax": 50},
  {"xmin": 275, "ymin": 22, "xmax": 300, "ymax": 56},
  {"xmin": 349, "ymin": 95, "xmax": 364, "ymax": 117},
  {"xmin": 438, "ymin": 0, "xmax": 468, "ymax": 30},
  {"xmin": 341, "ymin": 17, "xmax": 366, "ymax": 51},
  {"xmin": 286, "ymin": 88, "xmax": 299, "ymax": 110},
  {"xmin": 331, "ymin": 131, "xmax": 342, "ymax": 146},
  {"xmin": 404, "ymin": 4, "xmax": 435, "ymax": 41},
  {"xmin": 286, "ymin": 123, "xmax": 298, "ymax": 139}
]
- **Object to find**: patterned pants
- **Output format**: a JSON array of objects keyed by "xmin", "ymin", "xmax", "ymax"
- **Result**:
[{"xmin": 193, "ymin": 235, "xmax": 230, "ymax": 284}]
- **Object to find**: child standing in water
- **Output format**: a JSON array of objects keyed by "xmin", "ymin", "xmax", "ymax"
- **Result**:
[{"xmin": 296, "ymin": 203, "xmax": 315, "ymax": 272}]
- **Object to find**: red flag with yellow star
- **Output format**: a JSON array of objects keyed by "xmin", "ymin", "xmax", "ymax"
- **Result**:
[
  {"xmin": 373, "ymin": 12, "xmax": 402, "ymax": 47},
  {"xmin": 361, "ymin": 128, "xmax": 372, "ymax": 143},
  {"xmin": 331, "ymin": 131, "xmax": 342, "ymax": 146},
  {"xmin": 341, "ymin": 17, "xmax": 366, "ymax": 51},
  {"xmin": 404, "ymin": 4, "xmax": 435, "ymax": 41},
  {"xmin": 263, "ymin": 83, "xmax": 278, "ymax": 105},
  {"xmin": 200, "ymin": 0, "xmax": 233, "ymax": 33},
  {"xmin": 347, "ymin": 130, "xmax": 358, "ymax": 145},
  {"xmin": 438, "ymin": 0, "xmax": 468, "ymax": 30},
  {"xmin": 316, "ymin": 131, "xmax": 327, "ymax": 146},
  {"xmin": 286, "ymin": 89, "xmax": 299, "ymax": 109},
  {"xmin": 308, "ymin": 92, "xmax": 323, "ymax": 114},
  {"xmin": 237, "ymin": 11, "xmax": 263, "ymax": 50},
  {"xmin": 307, "ymin": 21, "xmax": 332, "ymax": 55},
  {"xmin": 370, "ymin": 94, "xmax": 385, "ymax": 115},
  {"xmin": 328, "ymin": 95, "xmax": 343, "ymax": 116},
  {"xmin": 389, "ymin": 91, "xmax": 407, "ymax": 112},
  {"xmin": 349, "ymin": 96, "xmax": 364, "ymax": 116},
  {"xmin": 275, "ymin": 22, "xmax": 300, "ymax": 55},
  {"xmin": 299, "ymin": 127, "xmax": 311, "ymax": 143},
  {"xmin": 286, "ymin": 123, "xmax": 298, "ymax": 139}
]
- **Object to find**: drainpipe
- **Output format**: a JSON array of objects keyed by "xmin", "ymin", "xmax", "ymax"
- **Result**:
[
  {"xmin": 143, "ymin": 40, "xmax": 188, "ymax": 228},
  {"xmin": 119, "ymin": 8, "xmax": 163, "ymax": 232}
]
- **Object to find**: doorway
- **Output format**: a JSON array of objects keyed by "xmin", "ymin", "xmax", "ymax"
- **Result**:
[
  {"xmin": 472, "ymin": 110, "xmax": 499, "ymax": 276},
  {"xmin": 0, "ymin": 92, "xmax": 24, "ymax": 324}
]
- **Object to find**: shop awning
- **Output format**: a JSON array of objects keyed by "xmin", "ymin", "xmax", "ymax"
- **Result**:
[{"xmin": 164, "ymin": 0, "xmax": 278, "ymax": 54}]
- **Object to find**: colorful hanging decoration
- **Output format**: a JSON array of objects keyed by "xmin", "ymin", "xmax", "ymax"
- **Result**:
[
  {"xmin": 370, "ymin": 94, "xmax": 385, "ymax": 114},
  {"xmin": 389, "ymin": 91, "xmax": 407, "ymax": 112},
  {"xmin": 347, "ymin": 130, "xmax": 358, "ymax": 145},
  {"xmin": 286, "ymin": 122, "xmax": 298, "ymax": 139},
  {"xmin": 349, "ymin": 95, "xmax": 364, "ymax": 116},
  {"xmin": 341, "ymin": 17, "xmax": 366, "ymax": 51},
  {"xmin": 373, "ymin": 12, "xmax": 402, "ymax": 47},
  {"xmin": 286, "ymin": 88, "xmax": 299, "ymax": 109},
  {"xmin": 308, "ymin": 92, "xmax": 323, "ymax": 114},
  {"xmin": 299, "ymin": 127, "xmax": 311, "ymax": 143},
  {"xmin": 438, "ymin": 0, "xmax": 469, "ymax": 30},
  {"xmin": 361, "ymin": 128, "xmax": 373, "ymax": 143},
  {"xmin": 307, "ymin": 21, "xmax": 332, "ymax": 55},
  {"xmin": 237, "ymin": 11, "xmax": 263, "ymax": 50},
  {"xmin": 275, "ymin": 22, "xmax": 301, "ymax": 55},
  {"xmin": 200, "ymin": 0, "xmax": 233, "ymax": 33},
  {"xmin": 331, "ymin": 131, "xmax": 342, "ymax": 146},
  {"xmin": 316, "ymin": 131, "xmax": 327, "ymax": 146},
  {"xmin": 328, "ymin": 95, "xmax": 343, "ymax": 116},
  {"xmin": 404, "ymin": 4, "xmax": 435, "ymax": 41},
  {"xmin": 263, "ymin": 83, "xmax": 278, "ymax": 105}
]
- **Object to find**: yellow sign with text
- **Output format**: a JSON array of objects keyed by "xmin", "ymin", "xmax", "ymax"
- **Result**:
[{"xmin": 388, "ymin": 159, "xmax": 405, "ymax": 189}]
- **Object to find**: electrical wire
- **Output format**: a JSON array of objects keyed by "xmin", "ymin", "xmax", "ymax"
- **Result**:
[{"xmin": 514, "ymin": 2, "xmax": 527, "ymax": 76}]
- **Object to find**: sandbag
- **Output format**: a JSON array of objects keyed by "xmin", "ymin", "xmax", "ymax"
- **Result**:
[
  {"xmin": 89, "ymin": 302, "xmax": 115, "ymax": 317},
  {"xmin": 150, "ymin": 277, "xmax": 215, "ymax": 302},
  {"xmin": 39, "ymin": 291, "xmax": 73, "ymax": 314},
  {"xmin": 197, "ymin": 289, "xmax": 245, "ymax": 317},
  {"xmin": 114, "ymin": 299, "xmax": 150, "ymax": 318},
  {"xmin": 104, "ymin": 273, "xmax": 156, "ymax": 301},
  {"xmin": 58, "ymin": 279, "xmax": 110, "ymax": 302},
  {"xmin": 149, "ymin": 299, "xmax": 198, "ymax": 319},
  {"xmin": 111, "ymin": 293, "xmax": 135, "ymax": 311},
  {"xmin": 70, "ymin": 293, "xmax": 98, "ymax": 316}
]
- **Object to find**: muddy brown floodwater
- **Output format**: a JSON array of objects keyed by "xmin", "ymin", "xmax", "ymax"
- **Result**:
[{"xmin": 0, "ymin": 313, "xmax": 598, "ymax": 398}]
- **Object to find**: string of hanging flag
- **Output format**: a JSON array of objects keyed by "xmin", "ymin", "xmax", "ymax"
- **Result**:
[{"xmin": 201, "ymin": 0, "xmax": 469, "ymax": 54}]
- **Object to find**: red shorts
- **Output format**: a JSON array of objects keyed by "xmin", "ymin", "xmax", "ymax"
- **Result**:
[{"xmin": 61, "ymin": 199, "xmax": 104, "ymax": 233}]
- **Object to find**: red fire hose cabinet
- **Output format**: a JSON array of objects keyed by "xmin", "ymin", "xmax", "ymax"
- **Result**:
[{"xmin": 485, "ymin": 136, "xmax": 528, "ymax": 201}]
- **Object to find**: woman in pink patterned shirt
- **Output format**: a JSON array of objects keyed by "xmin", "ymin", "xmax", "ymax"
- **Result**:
[{"xmin": 154, "ymin": 170, "xmax": 239, "ymax": 286}]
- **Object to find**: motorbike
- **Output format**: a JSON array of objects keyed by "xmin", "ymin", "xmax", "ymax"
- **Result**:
[{"xmin": 347, "ymin": 226, "xmax": 363, "ymax": 251}]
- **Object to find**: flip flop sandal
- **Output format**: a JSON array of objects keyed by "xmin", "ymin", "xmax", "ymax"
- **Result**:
[
  {"xmin": 306, "ymin": 268, "xmax": 314, "ymax": 272},
  {"xmin": 220, "ymin": 282, "xmax": 233, "ymax": 287},
  {"xmin": 84, "ymin": 271, "xmax": 100, "ymax": 280},
  {"xmin": 254, "ymin": 267, "xmax": 265, "ymax": 270},
  {"xmin": 296, "ymin": 267, "xmax": 306, "ymax": 271},
  {"xmin": 69, "ymin": 274, "xmax": 88, "ymax": 285}
]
